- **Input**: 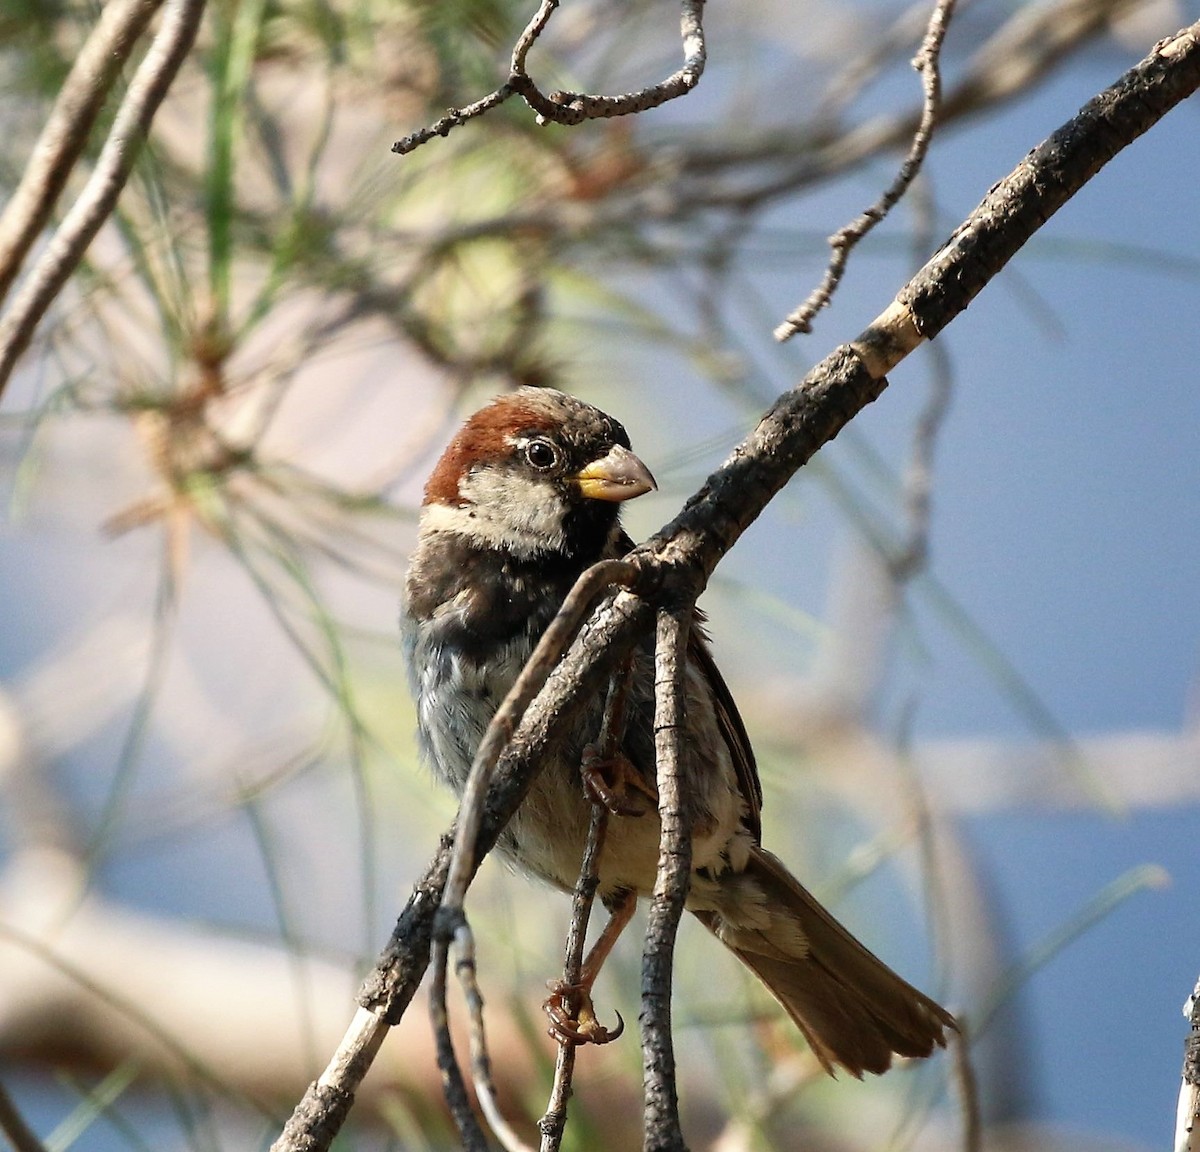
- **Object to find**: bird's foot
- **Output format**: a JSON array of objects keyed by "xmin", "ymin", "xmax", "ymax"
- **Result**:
[
  {"xmin": 581, "ymin": 744, "xmax": 658, "ymax": 817},
  {"xmin": 544, "ymin": 980, "xmax": 625, "ymax": 1046}
]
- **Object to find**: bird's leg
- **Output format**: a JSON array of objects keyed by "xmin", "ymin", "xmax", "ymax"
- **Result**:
[
  {"xmin": 545, "ymin": 889, "xmax": 637, "ymax": 1045},
  {"xmin": 581, "ymin": 743, "xmax": 658, "ymax": 818}
]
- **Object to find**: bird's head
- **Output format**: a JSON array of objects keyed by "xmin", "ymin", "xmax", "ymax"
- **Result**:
[{"xmin": 419, "ymin": 387, "xmax": 656, "ymax": 561}]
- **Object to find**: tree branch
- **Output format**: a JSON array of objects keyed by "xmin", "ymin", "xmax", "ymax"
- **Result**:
[
  {"xmin": 774, "ymin": 0, "xmax": 958, "ymax": 342},
  {"xmin": 0, "ymin": 0, "xmax": 206, "ymax": 399},
  {"xmin": 539, "ymin": 662, "xmax": 632, "ymax": 1151},
  {"xmin": 0, "ymin": 0, "xmax": 165, "ymax": 307},
  {"xmin": 393, "ymin": 0, "xmax": 705, "ymax": 153},
  {"xmin": 640, "ymin": 609, "xmax": 692, "ymax": 1152}
]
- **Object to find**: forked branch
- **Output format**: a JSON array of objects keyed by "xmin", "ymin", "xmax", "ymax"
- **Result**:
[
  {"xmin": 393, "ymin": 0, "xmax": 705, "ymax": 154},
  {"xmin": 775, "ymin": 0, "xmax": 957, "ymax": 341}
]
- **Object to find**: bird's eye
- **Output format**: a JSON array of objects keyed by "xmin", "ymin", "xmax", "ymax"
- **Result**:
[{"xmin": 524, "ymin": 438, "xmax": 558, "ymax": 470}]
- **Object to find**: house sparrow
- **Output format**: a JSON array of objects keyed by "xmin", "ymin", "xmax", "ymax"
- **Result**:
[{"xmin": 401, "ymin": 387, "xmax": 953, "ymax": 1076}]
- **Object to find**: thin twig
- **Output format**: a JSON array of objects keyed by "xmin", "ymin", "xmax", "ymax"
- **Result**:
[
  {"xmin": 539, "ymin": 802, "xmax": 609, "ymax": 1152},
  {"xmin": 512, "ymin": 0, "xmax": 705, "ymax": 127},
  {"xmin": 0, "ymin": 0, "xmax": 164, "ymax": 306},
  {"xmin": 392, "ymin": 0, "xmax": 705, "ymax": 152},
  {"xmin": 391, "ymin": 84, "xmax": 517, "ymax": 156},
  {"xmin": 511, "ymin": 0, "xmax": 559, "ymax": 74},
  {"xmin": 427, "ymin": 559, "xmax": 638, "ymax": 1143},
  {"xmin": 539, "ymin": 662, "xmax": 632, "ymax": 1151},
  {"xmin": 442, "ymin": 559, "xmax": 639, "ymax": 915},
  {"xmin": 0, "ymin": 0, "xmax": 207, "ymax": 399},
  {"xmin": 455, "ymin": 922, "xmax": 536, "ymax": 1152},
  {"xmin": 681, "ymin": 0, "xmax": 1136, "ymax": 216},
  {"xmin": 430, "ymin": 926, "xmax": 490, "ymax": 1151},
  {"xmin": 641, "ymin": 607, "xmax": 692, "ymax": 1152},
  {"xmin": 775, "ymin": 0, "xmax": 958, "ymax": 341},
  {"xmin": 889, "ymin": 174, "xmax": 955, "ymax": 582}
]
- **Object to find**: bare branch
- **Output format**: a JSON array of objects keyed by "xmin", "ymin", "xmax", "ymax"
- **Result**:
[
  {"xmin": 641, "ymin": 608, "xmax": 692, "ymax": 1152},
  {"xmin": 0, "ymin": 0, "xmax": 164, "ymax": 306},
  {"xmin": 392, "ymin": 0, "xmax": 705, "ymax": 152},
  {"xmin": 539, "ymin": 664, "xmax": 632, "ymax": 1152},
  {"xmin": 512, "ymin": 0, "xmax": 705, "ymax": 127},
  {"xmin": 774, "ymin": 0, "xmax": 957, "ymax": 342},
  {"xmin": 442, "ymin": 559, "xmax": 640, "ymax": 913},
  {"xmin": 277, "ymin": 563, "xmax": 638, "ymax": 1152},
  {"xmin": 391, "ymin": 84, "xmax": 517, "ymax": 157},
  {"xmin": 427, "ymin": 916, "xmax": 501, "ymax": 1152},
  {"xmin": 459, "ymin": 924, "xmax": 536, "ymax": 1150},
  {"xmin": 430, "ymin": 563, "xmax": 640, "ymax": 1148},
  {"xmin": 893, "ymin": 174, "xmax": 956, "ymax": 582},
  {"xmin": 429, "ymin": 920, "xmax": 490, "ymax": 1150},
  {"xmin": 539, "ymin": 801, "xmax": 609, "ymax": 1152},
  {"xmin": 676, "ymin": 0, "xmax": 1141, "ymax": 213},
  {"xmin": 0, "ymin": 0, "xmax": 206, "ymax": 400}
]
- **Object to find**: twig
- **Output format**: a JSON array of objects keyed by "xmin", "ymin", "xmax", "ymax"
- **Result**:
[
  {"xmin": 0, "ymin": 0, "xmax": 164, "ymax": 306},
  {"xmin": 775, "ymin": 0, "xmax": 958, "ymax": 341},
  {"xmin": 429, "ymin": 559, "xmax": 639, "ymax": 1144},
  {"xmin": 539, "ymin": 665, "xmax": 631, "ymax": 1152},
  {"xmin": 678, "ymin": 0, "xmax": 1138, "ymax": 215},
  {"xmin": 391, "ymin": 84, "xmax": 517, "ymax": 156},
  {"xmin": 0, "ymin": 1079, "xmax": 48, "ymax": 1152},
  {"xmin": 539, "ymin": 801, "xmax": 609, "ymax": 1152},
  {"xmin": 0, "ymin": 0, "xmax": 207, "ymax": 400},
  {"xmin": 455, "ymin": 919, "xmax": 537, "ymax": 1152},
  {"xmin": 274, "ymin": 25, "xmax": 1200, "ymax": 1151},
  {"xmin": 430, "ymin": 923, "xmax": 490, "ymax": 1151},
  {"xmin": 512, "ymin": 0, "xmax": 705, "ymax": 127},
  {"xmin": 1175, "ymin": 976, "xmax": 1200, "ymax": 1152},
  {"xmin": 510, "ymin": 0, "xmax": 559, "ymax": 77},
  {"xmin": 889, "ymin": 174, "xmax": 955, "ymax": 582},
  {"xmin": 392, "ymin": 0, "xmax": 705, "ymax": 152},
  {"xmin": 442, "ymin": 559, "xmax": 639, "ymax": 915},
  {"xmin": 641, "ymin": 608, "xmax": 692, "ymax": 1152}
]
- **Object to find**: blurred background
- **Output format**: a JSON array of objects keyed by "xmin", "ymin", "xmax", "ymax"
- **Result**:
[{"xmin": 0, "ymin": 0, "xmax": 1198, "ymax": 1148}]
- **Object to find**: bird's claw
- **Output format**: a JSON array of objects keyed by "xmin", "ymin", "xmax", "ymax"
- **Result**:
[
  {"xmin": 581, "ymin": 744, "xmax": 658, "ymax": 817},
  {"xmin": 544, "ymin": 981, "xmax": 625, "ymax": 1045}
]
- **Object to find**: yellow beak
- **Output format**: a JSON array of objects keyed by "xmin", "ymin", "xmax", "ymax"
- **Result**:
[{"xmin": 574, "ymin": 444, "xmax": 657, "ymax": 502}]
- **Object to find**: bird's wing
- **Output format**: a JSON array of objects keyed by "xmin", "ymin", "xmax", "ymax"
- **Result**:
[
  {"xmin": 609, "ymin": 529, "xmax": 763, "ymax": 840},
  {"xmin": 687, "ymin": 625, "xmax": 763, "ymax": 842}
]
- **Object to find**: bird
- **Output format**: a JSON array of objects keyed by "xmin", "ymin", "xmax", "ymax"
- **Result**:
[{"xmin": 401, "ymin": 386, "xmax": 954, "ymax": 1077}]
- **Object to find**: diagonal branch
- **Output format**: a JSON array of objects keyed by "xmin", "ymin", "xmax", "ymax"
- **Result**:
[
  {"xmin": 272, "ymin": 23, "xmax": 1200, "ymax": 1152},
  {"xmin": 0, "ymin": 0, "xmax": 165, "ymax": 307},
  {"xmin": 0, "ymin": 0, "xmax": 207, "ymax": 400}
]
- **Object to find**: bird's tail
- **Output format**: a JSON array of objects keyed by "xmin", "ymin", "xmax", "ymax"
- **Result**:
[{"xmin": 693, "ymin": 846, "xmax": 955, "ymax": 1077}]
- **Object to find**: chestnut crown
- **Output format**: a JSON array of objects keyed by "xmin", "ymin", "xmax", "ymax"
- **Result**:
[{"xmin": 419, "ymin": 388, "xmax": 655, "ymax": 561}]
